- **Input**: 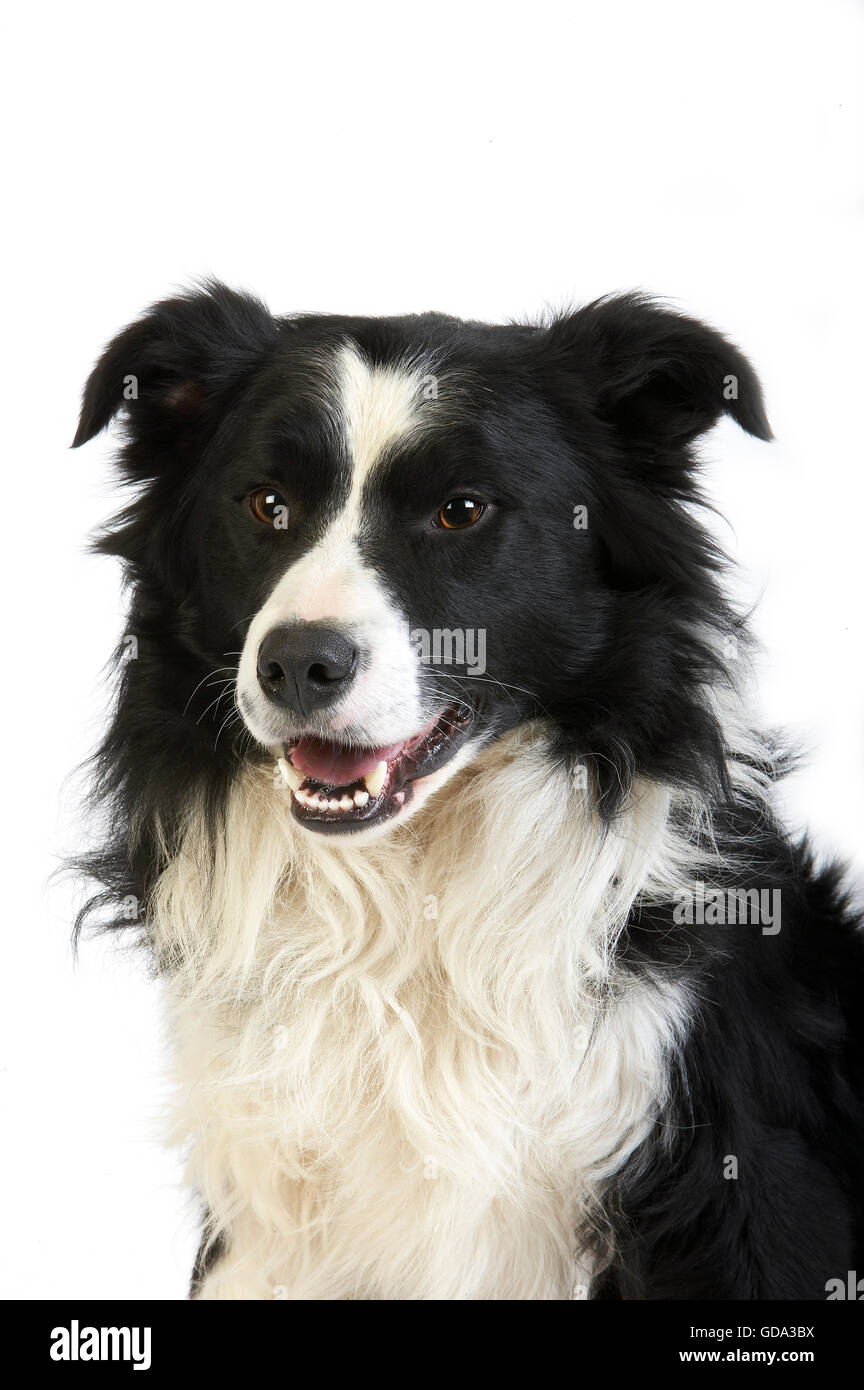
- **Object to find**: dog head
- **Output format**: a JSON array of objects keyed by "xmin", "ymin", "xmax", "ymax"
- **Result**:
[{"xmin": 75, "ymin": 282, "xmax": 770, "ymax": 837}]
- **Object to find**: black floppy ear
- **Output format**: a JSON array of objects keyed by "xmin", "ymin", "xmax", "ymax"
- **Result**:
[
  {"xmin": 543, "ymin": 293, "xmax": 772, "ymax": 448},
  {"xmin": 72, "ymin": 280, "xmax": 277, "ymax": 449}
]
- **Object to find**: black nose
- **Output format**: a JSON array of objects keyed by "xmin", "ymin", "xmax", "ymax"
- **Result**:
[{"xmin": 256, "ymin": 624, "xmax": 358, "ymax": 716}]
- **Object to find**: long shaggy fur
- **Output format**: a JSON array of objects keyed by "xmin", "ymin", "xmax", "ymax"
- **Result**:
[
  {"xmin": 71, "ymin": 283, "xmax": 864, "ymax": 1300},
  {"xmin": 156, "ymin": 736, "xmax": 704, "ymax": 1299}
]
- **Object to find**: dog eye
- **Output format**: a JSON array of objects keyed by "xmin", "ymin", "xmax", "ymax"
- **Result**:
[
  {"xmin": 250, "ymin": 488, "xmax": 289, "ymax": 526},
  {"xmin": 436, "ymin": 498, "xmax": 485, "ymax": 530}
]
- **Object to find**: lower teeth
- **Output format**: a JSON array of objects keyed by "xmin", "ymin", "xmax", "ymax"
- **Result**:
[
  {"xmin": 276, "ymin": 706, "xmax": 469, "ymax": 817},
  {"xmin": 292, "ymin": 779, "xmax": 381, "ymax": 813},
  {"xmin": 277, "ymin": 753, "xmax": 390, "ymax": 813}
]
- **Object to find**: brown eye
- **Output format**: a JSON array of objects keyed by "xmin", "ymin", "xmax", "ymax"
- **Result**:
[
  {"xmin": 436, "ymin": 498, "xmax": 485, "ymax": 530},
  {"xmin": 250, "ymin": 488, "xmax": 289, "ymax": 527}
]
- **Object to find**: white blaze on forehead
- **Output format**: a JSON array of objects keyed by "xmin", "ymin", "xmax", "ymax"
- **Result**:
[
  {"xmin": 282, "ymin": 341, "xmax": 431, "ymax": 623},
  {"xmin": 335, "ymin": 341, "xmax": 429, "ymax": 531},
  {"xmin": 235, "ymin": 341, "xmax": 435, "ymax": 745}
]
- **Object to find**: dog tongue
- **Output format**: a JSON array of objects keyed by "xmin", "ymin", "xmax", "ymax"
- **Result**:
[{"xmin": 289, "ymin": 736, "xmax": 405, "ymax": 786}]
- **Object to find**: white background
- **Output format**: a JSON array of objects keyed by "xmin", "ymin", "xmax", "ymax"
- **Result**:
[{"xmin": 1, "ymin": 0, "xmax": 862, "ymax": 1298}]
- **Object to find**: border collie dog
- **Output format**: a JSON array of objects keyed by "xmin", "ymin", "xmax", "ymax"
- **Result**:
[{"xmin": 73, "ymin": 283, "xmax": 863, "ymax": 1301}]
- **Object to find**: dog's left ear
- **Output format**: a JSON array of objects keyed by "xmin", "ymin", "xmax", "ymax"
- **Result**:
[{"xmin": 541, "ymin": 294, "xmax": 772, "ymax": 448}]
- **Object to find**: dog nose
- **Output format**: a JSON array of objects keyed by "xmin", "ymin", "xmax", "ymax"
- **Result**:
[{"xmin": 256, "ymin": 624, "xmax": 358, "ymax": 716}]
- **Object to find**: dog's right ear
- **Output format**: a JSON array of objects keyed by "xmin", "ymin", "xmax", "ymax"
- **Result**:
[{"xmin": 72, "ymin": 280, "xmax": 278, "ymax": 449}]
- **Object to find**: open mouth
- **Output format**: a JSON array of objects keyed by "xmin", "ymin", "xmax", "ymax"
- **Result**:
[{"xmin": 275, "ymin": 703, "xmax": 475, "ymax": 834}]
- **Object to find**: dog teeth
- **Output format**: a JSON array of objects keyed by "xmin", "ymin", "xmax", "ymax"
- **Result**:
[
  {"xmin": 290, "ymin": 760, "xmax": 393, "ymax": 815},
  {"xmin": 363, "ymin": 761, "xmax": 387, "ymax": 798},
  {"xmin": 277, "ymin": 757, "xmax": 304, "ymax": 791}
]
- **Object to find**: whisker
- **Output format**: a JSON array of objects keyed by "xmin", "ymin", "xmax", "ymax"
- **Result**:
[
  {"xmin": 426, "ymin": 668, "xmax": 550, "ymax": 719},
  {"xmin": 196, "ymin": 691, "xmax": 234, "ymax": 726},
  {"xmin": 214, "ymin": 703, "xmax": 245, "ymax": 751},
  {"xmin": 182, "ymin": 666, "xmax": 238, "ymax": 717}
]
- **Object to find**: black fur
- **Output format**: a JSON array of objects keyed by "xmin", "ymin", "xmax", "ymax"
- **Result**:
[
  {"xmin": 73, "ymin": 282, "xmax": 862, "ymax": 1298},
  {"xmin": 604, "ymin": 819, "xmax": 864, "ymax": 1299}
]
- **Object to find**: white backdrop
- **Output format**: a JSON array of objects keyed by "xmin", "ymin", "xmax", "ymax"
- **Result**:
[{"xmin": 1, "ymin": 0, "xmax": 862, "ymax": 1298}]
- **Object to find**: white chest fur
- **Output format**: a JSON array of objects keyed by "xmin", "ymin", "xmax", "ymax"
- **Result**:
[{"xmin": 152, "ymin": 728, "xmax": 692, "ymax": 1299}]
